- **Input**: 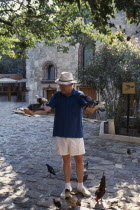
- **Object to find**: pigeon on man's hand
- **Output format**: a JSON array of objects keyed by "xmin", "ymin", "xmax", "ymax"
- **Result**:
[
  {"xmin": 35, "ymin": 95, "xmax": 48, "ymax": 105},
  {"xmin": 79, "ymin": 94, "xmax": 99, "ymax": 107},
  {"xmin": 27, "ymin": 95, "xmax": 48, "ymax": 111}
]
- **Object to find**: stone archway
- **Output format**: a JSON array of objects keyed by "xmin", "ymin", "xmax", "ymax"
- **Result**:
[{"xmin": 42, "ymin": 61, "xmax": 57, "ymax": 81}]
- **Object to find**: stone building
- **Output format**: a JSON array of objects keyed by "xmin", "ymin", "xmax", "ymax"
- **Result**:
[
  {"xmin": 26, "ymin": 42, "xmax": 96, "ymax": 104},
  {"xmin": 26, "ymin": 42, "xmax": 79, "ymax": 103},
  {"xmin": 26, "ymin": 11, "xmax": 140, "ymax": 104}
]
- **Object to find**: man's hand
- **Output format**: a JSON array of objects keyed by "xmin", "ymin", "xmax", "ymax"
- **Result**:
[
  {"xmin": 24, "ymin": 108, "xmax": 34, "ymax": 115},
  {"xmin": 24, "ymin": 106, "xmax": 52, "ymax": 115},
  {"xmin": 85, "ymin": 107, "xmax": 98, "ymax": 113}
]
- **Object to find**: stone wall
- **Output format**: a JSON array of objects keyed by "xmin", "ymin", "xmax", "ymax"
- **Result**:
[
  {"xmin": 112, "ymin": 11, "xmax": 140, "ymax": 40},
  {"xmin": 26, "ymin": 42, "xmax": 79, "ymax": 103}
]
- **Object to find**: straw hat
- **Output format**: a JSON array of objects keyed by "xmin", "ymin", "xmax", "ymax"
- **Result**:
[{"xmin": 55, "ymin": 72, "xmax": 77, "ymax": 85}]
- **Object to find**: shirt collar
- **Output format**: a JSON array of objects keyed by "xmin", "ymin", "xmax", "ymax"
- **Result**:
[
  {"xmin": 71, "ymin": 89, "xmax": 77, "ymax": 95},
  {"xmin": 61, "ymin": 88, "xmax": 77, "ymax": 97}
]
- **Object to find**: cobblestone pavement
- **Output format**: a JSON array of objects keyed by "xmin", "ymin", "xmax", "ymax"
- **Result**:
[{"xmin": 0, "ymin": 102, "xmax": 140, "ymax": 210}]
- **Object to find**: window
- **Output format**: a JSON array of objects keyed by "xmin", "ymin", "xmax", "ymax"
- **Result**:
[
  {"xmin": 47, "ymin": 65, "xmax": 55, "ymax": 80},
  {"xmin": 42, "ymin": 61, "xmax": 56, "ymax": 81},
  {"xmin": 78, "ymin": 44, "xmax": 95, "ymax": 69},
  {"xmin": 83, "ymin": 44, "xmax": 94, "ymax": 68}
]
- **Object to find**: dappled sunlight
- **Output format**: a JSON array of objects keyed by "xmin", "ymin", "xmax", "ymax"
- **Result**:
[
  {"xmin": 113, "ymin": 179, "xmax": 140, "ymax": 209},
  {"xmin": 0, "ymin": 157, "xmax": 29, "ymax": 209}
]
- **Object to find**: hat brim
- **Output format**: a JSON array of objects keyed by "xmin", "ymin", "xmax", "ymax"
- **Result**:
[{"xmin": 55, "ymin": 79, "xmax": 77, "ymax": 85}]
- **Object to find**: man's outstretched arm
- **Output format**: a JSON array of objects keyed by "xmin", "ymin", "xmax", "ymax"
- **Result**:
[{"xmin": 24, "ymin": 106, "xmax": 52, "ymax": 115}]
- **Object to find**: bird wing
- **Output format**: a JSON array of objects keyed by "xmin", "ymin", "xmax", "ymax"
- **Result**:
[
  {"xmin": 99, "ymin": 175, "xmax": 106, "ymax": 190},
  {"xmin": 46, "ymin": 164, "xmax": 56, "ymax": 175}
]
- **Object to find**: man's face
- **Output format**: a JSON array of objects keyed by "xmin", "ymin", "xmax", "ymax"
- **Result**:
[{"xmin": 59, "ymin": 84, "xmax": 73, "ymax": 96}]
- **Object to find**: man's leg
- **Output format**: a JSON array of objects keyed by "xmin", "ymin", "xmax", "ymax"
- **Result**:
[
  {"xmin": 60, "ymin": 154, "xmax": 72, "ymax": 198},
  {"xmin": 74, "ymin": 155, "xmax": 84, "ymax": 183},
  {"xmin": 74, "ymin": 155, "xmax": 91, "ymax": 197},
  {"xmin": 62, "ymin": 154, "xmax": 71, "ymax": 183}
]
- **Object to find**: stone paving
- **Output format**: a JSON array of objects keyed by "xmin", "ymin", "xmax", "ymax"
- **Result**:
[{"xmin": 0, "ymin": 102, "xmax": 140, "ymax": 210}]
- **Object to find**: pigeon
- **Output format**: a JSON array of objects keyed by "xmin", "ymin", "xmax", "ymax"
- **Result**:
[
  {"xmin": 35, "ymin": 95, "xmax": 48, "ymax": 105},
  {"xmin": 95, "ymin": 172, "xmax": 106, "ymax": 203},
  {"xmin": 27, "ymin": 103, "xmax": 44, "ymax": 111},
  {"xmin": 27, "ymin": 95, "xmax": 48, "ymax": 111},
  {"xmin": 84, "ymin": 160, "xmax": 89, "ymax": 170},
  {"xmin": 83, "ymin": 160, "xmax": 89, "ymax": 182},
  {"xmin": 46, "ymin": 164, "xmax": 56, "ymax": 176},
  {"xmin": 79, "ymin": 92, "xmax": 105, "ymax": 113},
  {"xmin": 53, "ymin": 198, "xmax": 61, "ymax": 209},
  {"xmin": 127, "ymin": 148, "xmax": 136, "ymax": 155},
  {"xmin": 83, "ymin": 169, "xmax": 88, "ymax": 182},
  {"xmin": 127, "ymin": 148, "xmax": 131, "ymax": 155},
  {"xmin": 79, "ymin": 94, "xmax": 99, "ymax": 107},
  {"xmin": 65, "ymin": 189, "xmax": 81, "ymax": 208}
]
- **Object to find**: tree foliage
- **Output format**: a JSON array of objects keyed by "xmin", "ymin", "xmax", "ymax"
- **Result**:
[
  {"xmin": 77, "ymin": 39, "xmax": 140, "ymax": 131},
  {"xmin": 61, "ymin": 0, "xmax": 140, "ymax": 32},
  {"xmin": 0, "ymin": 53, "xmax": 26, "ymax": 75},
  {"xmin": 0, "ymin": 0, "xmax": 140, "ymax": 57}
]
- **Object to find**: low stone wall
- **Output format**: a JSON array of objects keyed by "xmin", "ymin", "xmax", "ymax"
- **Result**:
[{"xmin": 100, "ymin": 121, "xmax": 140, "ymax": 144}]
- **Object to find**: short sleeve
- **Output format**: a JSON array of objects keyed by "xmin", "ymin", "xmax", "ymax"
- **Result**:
[{"xmin": 79, "ymin": 96, "xmax": 87, "ymax": 107}]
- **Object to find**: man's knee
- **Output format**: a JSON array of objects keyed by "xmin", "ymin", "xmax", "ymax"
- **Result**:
[
  {"xmin": 74, "ymin": 155, "xmax": 83, "ymax": 165},
  {"xmin": 62, "ymin": 154, "xmax": 71, "ymax": 165}
]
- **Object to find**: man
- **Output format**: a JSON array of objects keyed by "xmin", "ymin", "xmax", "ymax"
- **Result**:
[{"xmin": 24, "ymin": 72, "xmax": 91, "ymax": 198}]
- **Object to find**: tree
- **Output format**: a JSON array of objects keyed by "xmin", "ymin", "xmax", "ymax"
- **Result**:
[
  {"xmin": 0, "ymin": 0, "xmax": 140, "ymax": 58},
  {"xmin": 77, "ymin": 39, "xmax": 140, "ymax": 132},
  {"xmin": 0, "ymin": 53, "xmax": 26, "ymax": 76},
  {"xmin": 65, "ymin": 0, "xmax": 140, "ymax": 24}
]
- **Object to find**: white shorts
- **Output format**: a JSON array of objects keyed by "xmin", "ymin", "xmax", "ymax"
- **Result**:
[{"xmin": 55, "ymin": 137, "xmax": 85, "ymax": 156}]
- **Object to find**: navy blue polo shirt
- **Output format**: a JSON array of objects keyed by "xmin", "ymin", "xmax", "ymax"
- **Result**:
[{"xmin": 48, "ymin": 89, "xmax": 87, "ymax": 138}]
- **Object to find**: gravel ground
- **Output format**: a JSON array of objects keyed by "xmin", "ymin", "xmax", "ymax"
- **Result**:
[{"xmin": 0, "ymin": 102, "xmax": 140, "ymax": 210}]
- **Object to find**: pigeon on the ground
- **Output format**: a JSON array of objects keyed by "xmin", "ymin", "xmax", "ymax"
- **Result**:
[
  {"xmin": 83, "ymin": 169, "xmax": 88, "ymax": 182},
  {"xmin": 127, "ymin": 148, "xmax": 131, "ymax": 155},
  {"xmin": 127, "ymin": 148, "xmax": 136, "ymax": 155},
  {"xmin": 83, "ymin": 160, "xmax": 89, "ymax": 182},
  {"xmin": 46, "ymin": 164, "xmax": 56, "ymax": 176},
  {"xmin": 84, "ymin": 160, "xmax": 89, "ymax": 170},
  {"xmin": 53, "ymin": 198, "xmax": 61, "ymax": 209},
  {"xmin": 65, "ymin": 189, "xmax": 81, "ymax": 208}
]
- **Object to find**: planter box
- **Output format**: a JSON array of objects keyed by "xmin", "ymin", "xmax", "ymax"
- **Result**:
[{"xmin": 100, "ymin": 121, "xmax": 140, "ymax": 144}]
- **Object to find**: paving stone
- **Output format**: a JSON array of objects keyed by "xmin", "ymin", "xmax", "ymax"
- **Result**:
[{"xmin": 0, "ymin": 102, "xmax": 140, "ymax": 209}]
